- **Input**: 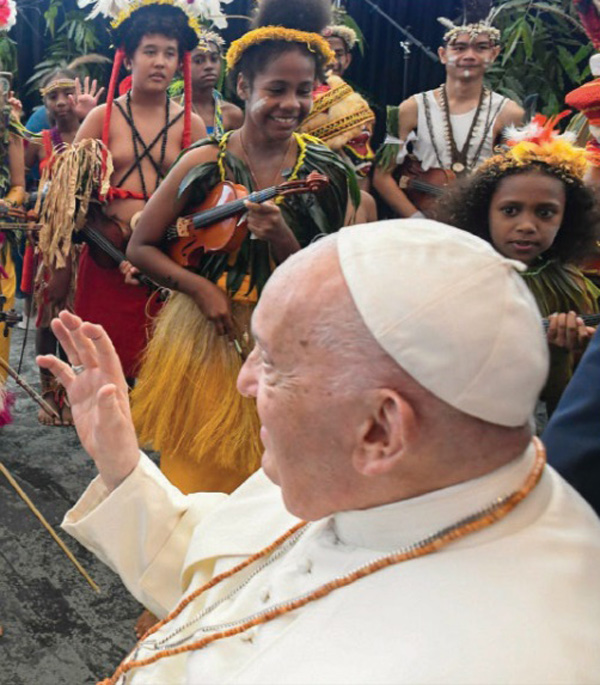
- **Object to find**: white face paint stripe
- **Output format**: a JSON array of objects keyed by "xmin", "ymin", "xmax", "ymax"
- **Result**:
[{"xmin": 250, "ymin": 97, "xmax": 269, "ymax": 114}]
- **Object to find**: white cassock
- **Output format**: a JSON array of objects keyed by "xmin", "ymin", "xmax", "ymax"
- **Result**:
[{"xmin": 63, "ymin": 442, "xmax": 600, "ymax": 684}]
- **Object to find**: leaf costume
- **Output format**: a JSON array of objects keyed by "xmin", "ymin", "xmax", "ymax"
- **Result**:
[
  {"xmin": 521, "ymin": 257, "xmax": 600, "ymax": 415},
  {"xmin": 131, "ymin": 133, "xmax": 354, "ymax": 494}
]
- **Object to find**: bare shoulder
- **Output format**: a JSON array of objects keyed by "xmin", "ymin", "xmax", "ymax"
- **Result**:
[
  {"xmin": 397, "ymin": 96, "xmax": 418, "ymax": 137},
  {"xmin": 222, "ymin": 100, "xmax": 244, "ymax": 129},
  {"xmin": 74, "ymin": 103, "xmax": 107, "ymax": 142},
  {"xmin": 177, "ymin": 141, "xmax": 219, "ymax": 171},
  {"xmin": 498, "ymin": 98, "xmax": 525, "ymax": 127}
]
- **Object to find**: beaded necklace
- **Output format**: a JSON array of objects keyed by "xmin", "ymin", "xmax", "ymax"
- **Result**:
[
  {"xmin": 423, "ymin": 86, "xmax": 494, "ymax": 174},
  {"xmin": 217, "ymin": 130, "xmax": 308, "ymax": 202},
  {"xmin": 99, "ymin": 438, "xmax": 546, "ymax": 685}
]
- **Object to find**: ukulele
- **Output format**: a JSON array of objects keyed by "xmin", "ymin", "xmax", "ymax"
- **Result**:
[
  {"xmin": 542, "ymin": 313, "xmax": 600, "ymax": 332},
  {"xmin": 397, "ymin": 157, "xmax": 456, "ymax": 216},
  {"xmin": 166, "ymin": 172, "xmax": 329, "ymax": 268}
]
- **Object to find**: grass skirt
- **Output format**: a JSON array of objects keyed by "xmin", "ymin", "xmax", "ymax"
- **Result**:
[{"xmin": 131, "ymin": 292, "xmax": 262, "ymax": 494}]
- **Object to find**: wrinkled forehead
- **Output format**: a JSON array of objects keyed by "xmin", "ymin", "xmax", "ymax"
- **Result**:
[{"xmin": 253, "ymin": 238, "xmax": 342, "ymax": 339}]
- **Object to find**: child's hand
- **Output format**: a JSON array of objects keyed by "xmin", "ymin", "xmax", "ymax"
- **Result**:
[
  {"xmin": 547, "ymin": 311, "xmax": 595, "ymax": 351},
  {"xmin": 244, "ymin": 200, "xmax": 300, "ymax": 262},
  {"xmin": 119, "ymin": 260, "xmax": 142, "ymax": 287},
  {"xmin": 68, "ymin": 76, "xmax": 105, "ymax": 122},
  {"xmin": 8, "ymin": 91, "xmax": 22, "ymax": 120},
  {"xmin": 244, "ymin": 200, "xmax": 288, "ymax": 241}
]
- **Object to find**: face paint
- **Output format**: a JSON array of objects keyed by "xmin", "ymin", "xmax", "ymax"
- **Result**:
[{"xmin": 249, "ymin": 97, "xmax": 269, "ymax": 115}]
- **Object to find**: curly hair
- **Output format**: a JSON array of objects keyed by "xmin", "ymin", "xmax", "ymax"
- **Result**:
[
  {"xmin": 117, "ymin": 5, "xmax": 196, "ymax": 59},
  {"xmin": 228, "ymin": 0, "xmax": 331, "ymax": 89},
  {"xmin": 435, "ymin": 162, "xmax": 600, "ymax": 264}
]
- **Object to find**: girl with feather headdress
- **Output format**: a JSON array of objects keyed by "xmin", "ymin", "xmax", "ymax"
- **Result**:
[
  {"xmin": 126, "ymin": 0, "xmax": 358, "ymax": 498},
  {"xmin": 437, "ymin": 116, "xmax": 600, "ymax": 421}
]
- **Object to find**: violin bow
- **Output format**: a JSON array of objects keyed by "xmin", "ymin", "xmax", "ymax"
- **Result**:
[{"xmin": 0, "ymin": 355, "xmax": 61, "ymax": 421}]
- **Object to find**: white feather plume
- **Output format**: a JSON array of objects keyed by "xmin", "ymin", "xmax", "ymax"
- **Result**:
[{"xmin": 77, "ymin": 0, "xmax": 233, "ymax": 28}]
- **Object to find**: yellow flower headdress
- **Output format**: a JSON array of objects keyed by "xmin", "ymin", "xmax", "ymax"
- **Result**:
[
  {"xmin": 479, "ymin": 113, "xmax": 588, "ymax": 182},
  {"xmin": 40, "ymin": 79, "xmax": 77, "ymax": 98},
  {"xmin": 226, "ymin": 26, "xmax": 335, "ymax": 72}
]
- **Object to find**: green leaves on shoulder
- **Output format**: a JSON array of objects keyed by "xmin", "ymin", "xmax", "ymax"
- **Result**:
[{"xmin": 375, "ymin": 105, "xmax": 401, "ymax": 172}]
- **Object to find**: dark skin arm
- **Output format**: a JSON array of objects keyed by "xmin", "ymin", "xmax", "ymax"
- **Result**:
[{"xmin": 8, "ymin": 133, "xmax": 25, "ymax": 189}]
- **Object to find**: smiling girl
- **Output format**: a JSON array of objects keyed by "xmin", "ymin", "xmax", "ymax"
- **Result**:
[
  {"xmin": 127, "ymin": 0, "xmax": 357, "ymax": 496},
  {"xmin": 438, "ymin": 116, "xmax": 600, "ymax": 417}
]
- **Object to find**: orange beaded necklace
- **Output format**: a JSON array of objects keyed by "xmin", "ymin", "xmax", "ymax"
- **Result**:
[{"xmin": 99, "ymin": 438, "xmax": 547, "ymax": 685}]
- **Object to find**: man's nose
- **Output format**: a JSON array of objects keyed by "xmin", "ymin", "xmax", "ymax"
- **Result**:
[{"xmin": 237, "ymin": 350, "xmax": 259, "ymax": 398}]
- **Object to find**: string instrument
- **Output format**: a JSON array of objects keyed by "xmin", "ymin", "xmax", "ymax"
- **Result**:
[
  {"xmin": 78, "ymin": 224, "xmax": 165, "ymax": 293},
  {"xmin": 27, "ymin": 191, "xmax": 163, "ymax": 293},
  {"xmin": 397, "ymin": 157, "xmax": 456, "ymax": 216},
  {"xmin": 166, "ymin": 172, "xmax": 330, "ymax": 268},
  {"xmin": 542, "ymin": 313, "xmax": 600, "ymax": 332},
  {"xmin": 0, "ymin": 301, "xmax": 21, "ymax": 336},
  {"xmin": 0, "ymin": 204, "xmax": 42, "ymax": 231}
]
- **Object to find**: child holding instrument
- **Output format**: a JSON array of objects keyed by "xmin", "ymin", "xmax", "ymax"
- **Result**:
[
  {"xmin": 26, "ymin": 69, "xmax": 103, "ymax": 426},
  {"xmin": 438, "ymin": 115, "xmax": 600, "ymax": 417},
  {"xmin": 127, "ymin": 0, "xmax": 358, "ymax": 496}
]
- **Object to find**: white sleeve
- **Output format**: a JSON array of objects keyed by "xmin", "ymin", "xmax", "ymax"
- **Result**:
[{"xmin": 62, "ymin": 452, "xmax": 228, "ymax": 617}]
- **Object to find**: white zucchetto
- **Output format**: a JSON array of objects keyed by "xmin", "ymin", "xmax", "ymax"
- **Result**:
[{"xmin": 337, "ymin": 219, "xmax": 549, "ymax": 427}]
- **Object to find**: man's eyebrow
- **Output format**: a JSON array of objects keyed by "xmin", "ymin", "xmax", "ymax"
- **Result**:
[{"xmin": 250, "ymin": 326, "xmax": 265, "ymax": 350}]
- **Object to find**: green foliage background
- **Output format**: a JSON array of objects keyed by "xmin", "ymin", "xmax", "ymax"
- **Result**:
[{"xmin": 485, "ymin": 0, "xmax": 593, "ymax": 116}]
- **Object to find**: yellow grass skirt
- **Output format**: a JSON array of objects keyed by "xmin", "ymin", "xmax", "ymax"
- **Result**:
[
  {"xmin": 131, "ymin": 291, "xmax": 262, "ymax": 494},
  {"xmin": 0, "ymin": 248, "xmax": 15, "ymax": 382}
]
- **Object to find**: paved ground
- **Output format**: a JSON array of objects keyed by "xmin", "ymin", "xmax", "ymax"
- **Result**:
[{"xmin": 0, "ymin": 302, "xmax": 141, "ymax": 684}]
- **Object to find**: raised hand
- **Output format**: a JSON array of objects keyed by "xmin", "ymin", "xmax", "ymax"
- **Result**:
[
  {"xmin": 36, "ymin": 311, "xmax": 139, "ymax": 490},
  {"xmin": 69, "ymin": 76, "xmax": 105, "ymax": 122},
  {"xmin": 7, "ymin": 91, "xmax": 22, "ymax": 120}
]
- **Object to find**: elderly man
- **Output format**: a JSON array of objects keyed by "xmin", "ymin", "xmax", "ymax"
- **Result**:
[{"xmin": 39, "ymin": 220, "xmax": 600, "ymax": 684}]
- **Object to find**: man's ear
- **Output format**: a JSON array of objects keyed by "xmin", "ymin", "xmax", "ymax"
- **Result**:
[
  {"xmin": 438, "ymin": 45, "xmax": 448, "ymax": 65},
  {"xmin": 237, "ymin": 73, "xmax": 249, "ymax": 101},
  {"xmin": 124, "ymin": 57, "xmax": 132, "ymax": 72},
  {"xmin": 487, "ymin": 45, "xmax": 501, "ymax": 66},
  {"xmin": 352, "ymin": 389, "xmax": 418, "ymax": 477}
]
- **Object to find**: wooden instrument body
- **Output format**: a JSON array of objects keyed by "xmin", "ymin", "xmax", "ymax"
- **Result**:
[
  {"xmin": 167, "ymin": 181, "xmax": 249, "ymax": 269},
  {"xmin": 397, "ymin": 157, "xmax": 456, "ymax": 216},
  {"xmin": 166, "ymin": 172, "xmax": 330, "ymax": 269}
]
